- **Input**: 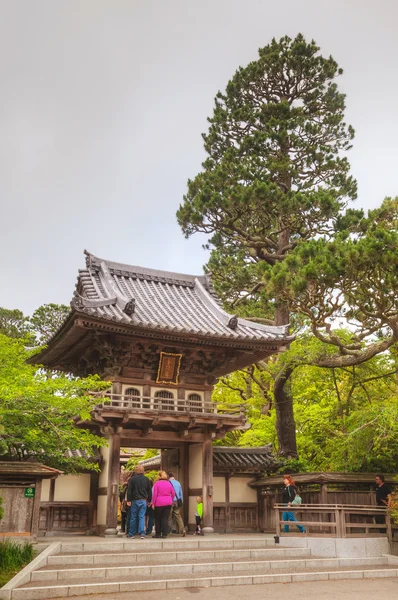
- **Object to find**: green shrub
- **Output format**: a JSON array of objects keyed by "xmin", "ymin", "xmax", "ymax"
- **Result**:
[
  {"xmin": 0, "ymin": 539, "xmax": 34, "ymax": 571},
  {"xmin": 0, "ymin": 494, "xmax": 4, "ymax": 521}
]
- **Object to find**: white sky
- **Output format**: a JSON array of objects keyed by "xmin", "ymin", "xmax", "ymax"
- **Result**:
[{"xmin": 1, "ymin": 0, "xmax": 397, "ymax": 315}]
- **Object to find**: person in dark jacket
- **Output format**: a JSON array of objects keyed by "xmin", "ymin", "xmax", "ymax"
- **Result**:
[
  {"xmin": 282, "ymin": 475, "xmax": 305, "ymax": 533},
  {"xmin": 126, "ymin": 465, "xmax": 152, "ymax": 539},
  {"xmin": 375, "ymin": 474, "xmax": 392, "ymax": 533},
  {"xmin": 119, "ymin": 482, "xmax": 128, "ymax": 533}
]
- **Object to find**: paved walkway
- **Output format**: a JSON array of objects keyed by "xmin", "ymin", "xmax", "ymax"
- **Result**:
[{"xmin": 48, "ymin": 578, "xmax": 398, "ymax": 600}]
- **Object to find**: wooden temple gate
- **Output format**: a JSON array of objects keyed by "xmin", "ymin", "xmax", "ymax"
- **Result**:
[{"xmin": 30, "ymin": 250, "xmax": 290, "ymax": 534}]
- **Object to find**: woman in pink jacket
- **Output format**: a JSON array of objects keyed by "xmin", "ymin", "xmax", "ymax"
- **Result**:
[{"xmin": 151, "ymin": 470, "xmax": 175, "ymax": 538}]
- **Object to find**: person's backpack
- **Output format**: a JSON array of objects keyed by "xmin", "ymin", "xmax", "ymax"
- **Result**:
[{"xmin": 288, "ymin": 485, "xmax": 302, "ymax": 505}]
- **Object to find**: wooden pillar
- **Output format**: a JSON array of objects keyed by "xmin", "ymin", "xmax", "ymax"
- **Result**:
[
  {"xmin": 90, "ymin": 471, "xmax": 99, "ymax": 531},
  {"xmin": 320, "ymin": 483, "xmax": 328, "ymax": 504},
  {"xmin": 104, "ymin": 427, "xmax": 121, "ymax": 536},
  {"xmin": 180, "ymin": 443, "xmax": 189, "ymax": 526},
  {"xmin": 225, "ymin": 475, "xmax": 232, "ymax": 533},
  {"xmin": 143, "ymin": 382, "xmax": 151, "ymax": 409},
  {"xmin": 31, "ymin": 478, "xmax": 42, "ymax": 538},
  {"xmin": 202, "ymin": 432, "xmax": 214, "ymax": 533},
  {"xmin": 112, "ymin": 380, "xmax": 122, "ymax": 401},
  {"xmin": 257, "ymin": 488, "xmax": 265, "ymax": 533},
  {"xmin": 49, "ymin": 479, "xmax": 55, "ymax": 502},
  {"xmin": 177, "ymin": 385, "xmax": 185, "ymax": 412}
]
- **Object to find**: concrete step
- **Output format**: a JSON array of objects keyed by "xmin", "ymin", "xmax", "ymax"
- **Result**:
[
  {"xmin": 47, "ymin": 545, "xmax": 310, "ymax": 566},
  {"xmin": 12, "ymin": 565, "xmax": 398, "ymax": 599},
  {"xmin": 30, "ymin": 556, "xmax": 389, "ymax": 583},
  {"xmin": 56, "ymin": 536, "xmax": 277, "ymax": 554}
]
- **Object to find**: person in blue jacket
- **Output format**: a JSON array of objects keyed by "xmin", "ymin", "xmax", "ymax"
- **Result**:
[{"xmin": 168, "ymin": 472, "xmax": 186, "ymax": 536}]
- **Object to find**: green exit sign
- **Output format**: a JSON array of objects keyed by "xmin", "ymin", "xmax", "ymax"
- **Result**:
[{"xmin": 24, "ymin": 487, "xmax": 35, "ymax": 498}]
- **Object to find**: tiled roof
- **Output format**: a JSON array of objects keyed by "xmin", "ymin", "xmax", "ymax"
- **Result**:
[
  {"xmin": 138, "ymin": 445, "xmax": 278, "ymax": 474},
  {"xmin": 64, "ymin": 448, "xmax": 101, "ymax": 463},
  {"xmin": 213, "ymin": 446, "xmax": 279, "ymax": 472},
  {"xmin": 68, "ymin": 250, "xmax": 290, "ymax": 344},
  {"xmin": 0, "ymin": 461, "xmax": 62, "ymax": 478}
]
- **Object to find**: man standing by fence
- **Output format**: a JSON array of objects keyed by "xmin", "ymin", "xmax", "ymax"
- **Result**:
[
  {"xmin": 168, "ymin": 472, "xmax": 186, "ymax": 536},
  {"xmin": 375, "ymin": 474, "xmax": 392, "ymax": 534}
]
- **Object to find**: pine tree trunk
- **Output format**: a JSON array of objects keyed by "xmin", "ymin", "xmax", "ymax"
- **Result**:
[
  {"xmin": 272, "ymin": 224, "xmax": 298, "ymax": 459},
  {"xmin": 274, "ymin": 365, "xmax": 297, "ymax": 458}
]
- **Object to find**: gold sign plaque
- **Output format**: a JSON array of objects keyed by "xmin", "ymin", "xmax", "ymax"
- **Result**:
[{"xmin": 156, "ymin": 352, "xmax": 182, "ymax": 385}]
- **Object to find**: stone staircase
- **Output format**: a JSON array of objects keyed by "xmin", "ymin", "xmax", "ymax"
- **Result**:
[{"xmin": 2, "ymin": 536, "xmax": 398, "ymax": 599}]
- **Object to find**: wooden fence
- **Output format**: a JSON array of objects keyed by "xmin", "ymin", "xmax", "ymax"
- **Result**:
[
  {"xmin": 275, "ymin": 504, "xmax": 392, "ymax": 538},
  {"xmin": 39, "ymin": 502, "xmax": 94, "ymax": 534}
]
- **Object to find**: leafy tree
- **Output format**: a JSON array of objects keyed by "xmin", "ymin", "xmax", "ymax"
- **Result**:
[
  {"xmin": 0, "ymin": 308, "xmax": 30, "ymax": 340},
  {"xmin": 0, "ymin": 303, "xmax": 70, "ymax": 346},
  {"xmin": 216, "ymin": 334, "xmax": 398, "ymax": 473},
  {"xmin": 29, "ymin": 303, "xmax": 70, "ymax": 344},
  {"xmin": 0, "ymin": 334, "xmax": 108, "ymax": 472},
  {"xmin": 125, "ymin": 448, "xmax": 159, "ymax": 472},
  {"xmin": 177, "ymin": 34, "xmax": 398, "ymax": 457},
  {"xmin": 145, "ymin": 469, "xmax": 160, "ymax": 482}
]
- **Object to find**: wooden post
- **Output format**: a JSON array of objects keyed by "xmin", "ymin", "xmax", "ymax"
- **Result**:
[
  {"xmin": 49, "ymin": 479, "xmax": 55, "ymax": 502},
  {"xmin": 90, "ymin": 471, "xmax": 99, "ymax": 531},
  {"xmin": 225, "ymin": 476, "xmax": 231, "ymax": 533},
  {"xmin": 104, "ymin": 427, "xmax": 121, "ymax": 536},
  {"xmin": 112, "ymin": 380, "xmax": 122, "ymax": 404},
  {"xmin": 177, "ymin": 384, "xmax": 185, "ymax": 412},
  {"xmin": 275, "ymin": 505, "xmax": 281, "ymax": 537},
  {"xmin": 143, "ymin": 383, "xmax": 151, "ymax": 409},
  {"xmin": 257, "ymin": 488, "xmax": 265, "ymax": 533},
  {"xmin": 340, "ymin": 507, "xmax": 346, "ymax": 538},
  {"xmin": 180, "ymin": 443, "xmax": 189, "ymax": 527},
  {"xmin": 320, "ymin": 483, "xmax": 328, "ymax": 504},
  {"xmin": 202, "ymin": 432, "xmax": 214, "ymax": 533},
  {"xmin": 31, "ymin": 478, "xmax": 42, "ymax": 538},
  {"xmin": 386, "ymin": 512, "xmax": 393, "ymax": 542},
  {"xmin": 335, "ymin": 507, "xmax": 342, "ymax": 537}
]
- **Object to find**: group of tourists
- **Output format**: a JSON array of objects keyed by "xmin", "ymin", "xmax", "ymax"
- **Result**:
[
  {"xmin": 120, "ymin": 465, "xmax": 203, "ymax": 539},
  {"xmin": 121, "ymin": 469, "xmax": 393, "ymax": 538}
]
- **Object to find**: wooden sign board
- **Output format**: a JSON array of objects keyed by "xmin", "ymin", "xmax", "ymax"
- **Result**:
[{"xmin": 156, "ymin": 352, "xmax": 182, "ymax": 385}]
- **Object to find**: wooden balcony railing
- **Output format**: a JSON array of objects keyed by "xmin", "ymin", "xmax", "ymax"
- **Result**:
[
  {"xmin": 93, "ymin": 393, "xmax": 246, "ymax": 418},
  {"xmin": 275, "ymin": 503, "xmax": 393, "ymax": 538}
]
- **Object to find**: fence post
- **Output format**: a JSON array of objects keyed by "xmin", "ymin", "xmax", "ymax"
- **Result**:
[
  {"xmin": 275, "ymin": 506, "xmax": 281, "ymax": 537},
  {"xmin": 340, "ymin": 507, "xmax": 346, "ymax": 538},
  {"xmin": 335, "ymin": 507, "xmax": 342, "ymax": 537},
  {"xmin": 386, "ymin": 513, "xmax": 393, "ymax": 542}
]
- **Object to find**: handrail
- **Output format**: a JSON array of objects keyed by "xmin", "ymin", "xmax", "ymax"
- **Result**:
[{"xmin": 274, "ymin": 503, "xmax": 391, "ymax": 539}]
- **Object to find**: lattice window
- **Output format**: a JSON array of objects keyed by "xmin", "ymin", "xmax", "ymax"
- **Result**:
[
  {"xmin": 154, "ymin": 390, "xmax": 175, "ymax": 411},
  {"xmin": 125, "ymin": 387, "xmax": 141, "ymax": 408},
  {"xmin": 188, "ymin": 393, "xmax": 203, "ymax": 413}
]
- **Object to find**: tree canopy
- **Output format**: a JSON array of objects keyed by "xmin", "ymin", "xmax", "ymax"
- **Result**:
[
  {"xmin": 0, "ymin": 304, "xmax": 70, "ymax": 345},
  {"xmin": 0, "ymin": 333, "xmax": 107, "ymax": 472},
  {"xmin": 215, "ymin": 334, "xmax": 398, "ymax": 473},
  {"xmin": 177, "ymin": 34, "xmax": 398, "ymax": 458}
]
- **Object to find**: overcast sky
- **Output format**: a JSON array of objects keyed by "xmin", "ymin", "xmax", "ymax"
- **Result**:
[{"xmin": 1, "ymin": 0, "xmax": 397, "ymax": 315}]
